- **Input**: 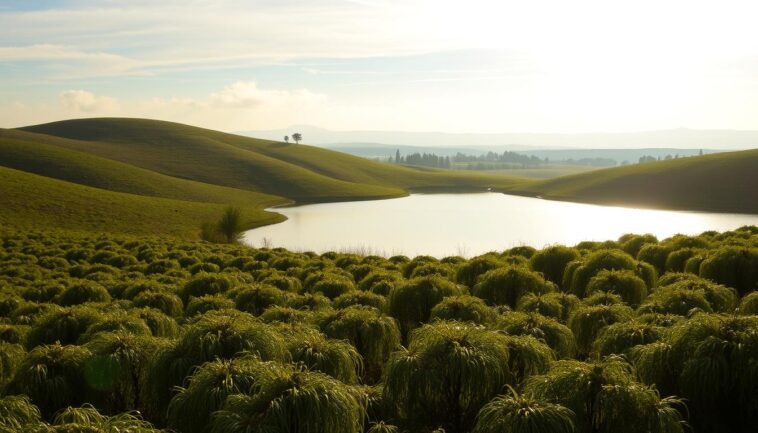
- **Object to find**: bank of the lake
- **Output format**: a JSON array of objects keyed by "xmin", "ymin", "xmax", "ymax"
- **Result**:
[{"xmin": 244, "ymin": 193, "xmax": 758, "ymax": 257}]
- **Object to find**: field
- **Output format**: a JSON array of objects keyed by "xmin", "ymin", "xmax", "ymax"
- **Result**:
[
  {"xmin": 500, "ymin": 149, "xmax": 758, "ymax": 213},
  {"xmin": 477, "ymin": 164, "xmax": 601, "ymax": 179},
  {"xmin": 0, "ymin": 226, "xmax": 756, "ymax": 433}
]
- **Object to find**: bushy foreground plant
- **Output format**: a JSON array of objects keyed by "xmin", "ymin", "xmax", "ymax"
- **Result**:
[
  {"xmin": 471, "ymin": 387, "xmax": 576, "ymax": 433},
  {"xmin": 383, "ymin": 321, "xmax": 512, "ymax": 433},
  {"xmin": 210, "ymin": 365, "xmax": 366, "ymax": 433}
]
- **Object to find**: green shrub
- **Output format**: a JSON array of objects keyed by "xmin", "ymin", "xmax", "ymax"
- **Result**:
[
  {"xmin": 738, "ymin": 291, "xmax": 758, "ymax": 314},
  {"xmin": 430, "ymin": 295, "xmax": 496, "ymax": 324},
  {"xmin": 593, "ymin": 321, "xmax": 665, "ymax": 357},
  {"xmin": 167, "ymin": 358, "xmax": 275, "ymax": 433},
  {"xmin": 132, "ymin": 290, "xmax": 184, "ymax": 317},
  {"xmin": 383, "ymin": 321, "xmax": 512, "ymax": 432},
  {"xmin": 7, "ymin": 343, "xmax": 92, "ymax": 418},
  {"xmin": 0, "ymin": 395, "xmax": 44, "ymax": 431},
  {"xmin": 496, "ymin": 312, "xmax": 577, "ymax": 359},
  {"xmin": 26, "ymin": 306, "xmax": 104, "ymax": 348},
  {"xmin": 471, "ymin": 388, "xmax": 575, "ymax": 433},
  {"xmin": 333, "ymin": 291, "xmax": 387, "ymax": 311},
  {"xmin": 185, "ymin": 294, "xmax": 236, "ymax": 317},
  {"xmin": 319, "ymin": 305, "xmax": 401, "ymax": 383},
  {"xmin": 529, "ymin": 245, "xmax": 581, "ymax": 286},
  {"xmin": 56, "ymin": 280, "xmax": 111, "ymax": 306},
  {"xmin": 211, "ymin": 367, "xmax": 366, "ymax": 433},
  {"xmin": 234, "ymin": 284, "xmax": 290, "ymax": 315},
  {"xmin": 145, "ymin": 311, "xmax": 288, "ymax": 418},
  {"xmin": 567, "ymin": 304, "xmax": 633, "ymax": 355},
  {"xmin": 307, "ymin": 275, "xmax": 357, "ymax": 299},
  {"xmin": 388, "ymin": 276, "xmax": 464, "ymax": 335},
  {"xmin": 180, "ymin": 273, "xmax": 235, "ymax": 303},
  {"xmin": 699, "ymin": 246, "xmax": 758, "ymax": 296},
  {"xmin": 585, "ymin": 270, "xmax": 647, "ymax": 307},
  {"xmin": 288, "ymin": 332, "xmax": 362, "ymax": 383},
  {"xmin": 516, "ymin": 292, "xmax": 579, "ymax": 321},
  {"xmin": 473, "ymin": 267, "xmax": 552, "ymax": 308}
]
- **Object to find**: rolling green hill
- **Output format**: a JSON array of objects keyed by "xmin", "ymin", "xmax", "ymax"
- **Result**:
[
  {"xmin": 19, "ymin": 118, "xmax": 522, "ymax": 200},
  {"xmin": 501, "ymin": 148, "xmax": 758, "ymax": 213},
  {"xmin": 0, "ymin": 129, "xmax": 285, "ymax": 207},
  {"xmin": 0, "ymin": 166, "xmax": 284, "ymax": 236}
]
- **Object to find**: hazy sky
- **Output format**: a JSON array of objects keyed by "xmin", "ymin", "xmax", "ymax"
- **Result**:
[{"xmin": 2, "ymin": 0, "xmax": 758, "ymax": 133}]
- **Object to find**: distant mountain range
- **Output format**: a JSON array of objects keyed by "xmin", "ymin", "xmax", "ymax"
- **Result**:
[{"xmin": 240, "ymin": 125, "xmax": 758, "ymax": 151}]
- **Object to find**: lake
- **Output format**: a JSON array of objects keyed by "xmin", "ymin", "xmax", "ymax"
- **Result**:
[{"xmin": 242, "ymin": 193, "xmax": 758, "ymax": 257}]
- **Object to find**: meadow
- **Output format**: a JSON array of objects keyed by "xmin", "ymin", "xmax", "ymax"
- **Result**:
[{"xmin": 0, "ymin": 226, "xmax": 756, "ymax": 433}]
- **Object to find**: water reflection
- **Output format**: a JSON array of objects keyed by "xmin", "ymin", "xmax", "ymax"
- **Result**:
[{"xmin": 243, "ymin": 193, "xmax": 758, "ymax": 257}]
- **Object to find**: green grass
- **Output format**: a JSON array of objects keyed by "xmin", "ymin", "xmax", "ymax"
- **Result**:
[
  {"xmin": 0, "ymin": 166, "xmax": 284, "ymax": 237},
  {"xmin": 477, "ymin": 165, "xmax": 601, "ymax": 179},
  {"xmin": 18, "ymin": 118, "xmax": 523, "ymax": 201},
  {"xmin": 0, "ymin": 129, "xmax": 285, "ymax": 207},
  {"xmin": 500, "ymin": 149, "xmax": 758, "ymax": 213}
]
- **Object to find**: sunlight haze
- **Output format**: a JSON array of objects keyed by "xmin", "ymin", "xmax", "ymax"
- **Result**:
[{"xmin": 2, "ymin": 0, "xmax": 758, "ymax": 136}]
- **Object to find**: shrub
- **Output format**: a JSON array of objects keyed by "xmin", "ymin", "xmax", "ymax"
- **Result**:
[
  {"xmin": 699, "ymin": 246, "xmax": 758, "ymax": 296},
  {"xmin": 738, "ymin": 291, "xmax": 758, "ymax": 315},
  {"xmin": 473, "ymin": 267, "xmax": 552, "ymax": 308},
  {"xmin": 234, "ymin": 284, "xmax": 290, "ymax": 315},
  {"xmin": 471, "ymin": 388, "xmax": 575, "ymax": 433},
  {"xmin": 585, "ymin": 269, "xmax": 648, "ymax": 307},
  {"xmin": 180, "ymin": 273, "xmax": 235, "ymax": 303},
  {"xmin": 430, "ymin": 295, "xmax": 496, "ymax": 324},
  {"xmin": 211, "ymin": 367, "xmax": 366, "ymax": 433},
  {"xmin": 132, "ymin": 290, "xmax": 184, "ymax": 317},
  {"xmin": 529, "ymin": 245, "xmax": 581, "ymax": 286},
  {"xmin": 83, "ymin": 331, "xmax": 168, "ymax": 414},
  {"xmin": 319, "ymin": 305, "xmax": 401, "ymax": 383},
  {"xmin": 0, "ymin": 395, "xmax": 44, "ymax": 431},
  {"xmin": 637, "ymin": 314, "xmax": 758, "ymax": 433},
  {"xmin": 145, "ymin": 311, "xmax": 288, "ymax": 418},
  {"xmin": 383, "ymin": 321, "xmax": 512, "ymax": 432},
  {"xmin": 185, "ymin": 294, "xmax": 236, "ymax": 317},
  {"xmin": 288, "ymin": 332, "xmax": 362, "ymax": 384},
  {"xmin": 26, "ymin": 306, "xmax": 104, "ymax": 348},
  {"xmin": 593, "ymin": 321, "xmax": 665, "ymax": 357},
  {"xmin": 167, "ymin": 358, "xmax": 275, "ymax": 433},
  {"xmin": 56, "ymin": 280, "xmax": 111, "ymax": 306},
  {"xmin": 388, "ymin": 276, "xmax": 464, "ymax": 335},
  {"xmin": 516, "ymin": 292, "xmax": 579, "ymax": 321},
  {"xmin": 307, "ymin": 275, "xmax": 357, "ymax": 299},
  {"xmin": 496, "ymin": 312, "xmax": 577, "ymax": 359},
  {"xmin": 567, "ymin": 304, "xmax": 633, "ymax": 355},
  {"xmin": 524, "ymin": 358, "xmax": 683, "ymax": 433},
  {"xmin": 333, "ymin": 291, "xmax": 387, "ymax": 311},
  {"xmin": 7, "ymin": 343, "xmax": 92, "ymax": 418},
  {"xmin": 455, "ymin": 256, "xmax": 503, "ymax": 288}
]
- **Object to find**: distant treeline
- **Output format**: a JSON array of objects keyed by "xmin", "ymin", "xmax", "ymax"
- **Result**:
[
  {"xmin": 385, "ymin": 149, "xmax": 706, "ymax": 170},
  {"xmin": 387, "ymin": 150, "xmax": 615, "ymax": 170}
]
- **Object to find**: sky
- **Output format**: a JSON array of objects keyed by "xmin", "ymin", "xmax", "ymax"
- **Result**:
[{"xmin": 1, "ymin": 0, "xmax": 758, "ymax": 134}]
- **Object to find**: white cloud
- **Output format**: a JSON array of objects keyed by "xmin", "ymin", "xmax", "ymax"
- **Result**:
[
  {"xmin": 0, "ymin": 81, "xmax": 328, "ymax": 130},
  {"xmin": 59, "ymin": 90, "xmax": 119, "ymax": 112},
  {"xmin": 209, "ymin": 81, "xmax": 326, "ymax": 110}
]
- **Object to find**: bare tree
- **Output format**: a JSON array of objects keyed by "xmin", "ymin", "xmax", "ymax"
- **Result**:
[
  {"xmin": 284, "ymin": 135, "xmax": 289, "ymax": 143},
  {"xmin": 292, "ymin": 133, "xmax": 302, "ymax": 144}
]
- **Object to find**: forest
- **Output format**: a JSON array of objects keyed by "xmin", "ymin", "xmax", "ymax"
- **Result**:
[{"xmin": 0, "ymin": 226, "xmax": 756, "ymax": 433}]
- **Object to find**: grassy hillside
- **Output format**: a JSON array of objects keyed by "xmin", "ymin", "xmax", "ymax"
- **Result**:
[
  {"xmin": 0, "ymin": 129, "xmax": 285, "ymax": 207},
  {"xmin": 19, "ymin": 118, "xmax": 523, "ymax": 195},
  {"xmin": 0, "ymin": 166, "xmax": 284, "ymax": 236},
  {"xmin": 501, "ymin": 149, "xmax": 758, "ymax": 213}
]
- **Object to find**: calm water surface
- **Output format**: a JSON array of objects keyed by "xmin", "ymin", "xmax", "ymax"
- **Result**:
[{"xmin": 243, "ymin": 193, "xmax": 758, "ymax": 257}]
